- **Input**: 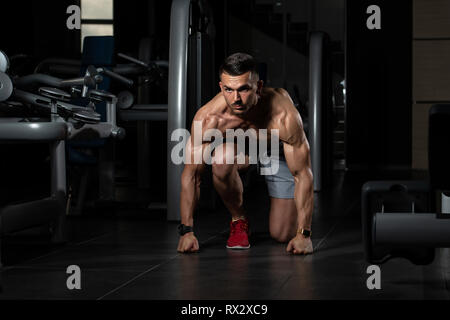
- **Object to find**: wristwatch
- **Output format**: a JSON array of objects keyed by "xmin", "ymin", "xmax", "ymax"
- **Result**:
[
  {"xmin": 298, "ymin": 228, "xmax": 312, "ymax": 238},
  {"xmin": 178, "ymin": 224, "xmax": 194, "ymax": 236}
]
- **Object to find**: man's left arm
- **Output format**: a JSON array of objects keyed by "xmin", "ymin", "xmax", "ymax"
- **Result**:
[{"xmin": 280, "ymin": 111, "xmax": 314, "ymax": 255}]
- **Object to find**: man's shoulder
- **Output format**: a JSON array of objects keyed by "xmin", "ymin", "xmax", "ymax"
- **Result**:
[
  {"xmin": 264, "ymin": 88, "xmax": 297, "ymax": 119},
  {"xmin": 195, "ymin": 93, "xmax": 223, "ymax": 116},
  {"xmin": 263, "ymin": 87, "xmax": 290, "ymax": 98},
  {"xmin": 199, "ymin": 93, "xmax": 225, "ymax": 112},
  {"xmin": 274, "ymin": 87, "xmax": 290, "ymax": 97},
  {"xmin": 263, "ymin": 88, "xmax": 295, "ymax": 116},
  {"xmin": 192, "ymin": 94, "xmax": 226, "ymax": 129},
  {"xmin": 265, "ymin": 89, "xmax": 303, "ymax": 139}
]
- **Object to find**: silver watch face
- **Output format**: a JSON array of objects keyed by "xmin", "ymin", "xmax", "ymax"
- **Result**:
[{"xmin": 0, "ymin": 51, "xmax": 9, "ymax": 73}]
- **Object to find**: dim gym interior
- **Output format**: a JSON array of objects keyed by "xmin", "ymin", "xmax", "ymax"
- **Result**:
[{"xmin": 1, "ymin": 0, "xmax": 450, "ymax": 301}]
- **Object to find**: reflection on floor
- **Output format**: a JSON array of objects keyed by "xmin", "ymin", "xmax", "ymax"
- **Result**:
[{"xmin": 1, "ymin": 170, "xmax": 449, "ymax": 300}]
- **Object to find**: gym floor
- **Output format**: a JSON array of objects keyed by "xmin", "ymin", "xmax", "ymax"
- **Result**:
[{"xmin": 1, "ymin": 170, "xmax": 449, "ymax": 300}]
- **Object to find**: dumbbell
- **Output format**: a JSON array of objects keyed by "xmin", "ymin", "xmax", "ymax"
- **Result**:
[
  {"xmin": 0, "ymin": 72, "xmax": 13, "ymax": 102},
  {"xmin": 0, "ymin": 50, "xmax": 13, "ymax": 102},
  {"xmin": 0, "ymin": 50, "xmax": 9, "ymax": 73},
  {"xmin": 39, "ymin": 87, "xmax": 101, "ymax": 124},
  {"xmin": 117, "ymin": 90, "xmax": 134, "ymax": 110},
  {"xmin": 362, "ymin": 181, "xmax": 435, "ymax": 265}
]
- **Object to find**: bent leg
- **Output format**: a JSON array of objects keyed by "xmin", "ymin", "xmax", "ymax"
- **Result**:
[
  {"xmin": 211, "ymin": 143, "xmax": 250, "ymax": 220},
  {"xmin": 269, "ymin": 198, "xmax": 298, "ymax": 243},
  {"xmin": 263, "ymin": 149, "xmax": 297, "ymax": 242}
]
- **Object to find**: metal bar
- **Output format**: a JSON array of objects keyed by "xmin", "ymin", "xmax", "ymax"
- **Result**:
[
  {"xmin": 129, "ymin": 104, "xmax": 168, "ymax": 110},
  {"xmin": 282, "ymin": 0, "xmax": 287, "ymax": 88},
  {"xmin": 441, "ymin": 192, "xmax": 450, "ymax": 214},
  {"xmin": 224, "ymin": 0, "xmax": 228, "ymax": 57},
  {"xmin": 167, "ymin": 0, "xmax": 191, "ymax": 221},
  {"xmin": 0, "ymin": 122, "xmax": 67, "ymax": 141},
  {"xmin": 309, "ymin": 32, "xmax": 325, "ymax": 191},
  {"xmin": 196, "ymin": 32, "xmax": 202, "ymax": 109},
  {"xmin": 51, "ymin": 139, "xmax": 66, "ymax": 196},
  {"xmin": 50, "ymin": 106, "xmax": 67, "ymax": 196},
  {"xmin": 106, "ymin": 99, "xmax": 117, "ymax": 126},
  {"xmin": 14, "ymin": 74, "xmax": 63, "ymax": 88},
  {"xmin": 119, "ymin": 111, "xmax": 168, "ymax": 121},
  {"xmin": 374, "ymin": 213, "xmax": 450, "ymax": 246}
]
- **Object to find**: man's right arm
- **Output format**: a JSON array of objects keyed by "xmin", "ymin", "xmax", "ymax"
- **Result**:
[
  {"xmin": 179, "ymin": 156, "xmax": 206, "ymax": 227},
  {"xmin": 177, "ymin": 159, "xmax": 204, "ymax": 253},
  {"xmin": 177, "ymin": 118, "xmax": 205, "ymax": 251},
  {"xmin": 177, "ymin": 110, "xmax": 217, "ymax": 253}
]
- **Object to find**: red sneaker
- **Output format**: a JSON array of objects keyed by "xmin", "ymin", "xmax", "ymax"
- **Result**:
[{"xmin": 226, "ymin": 218, "xmax": 250, "ymax": 249}]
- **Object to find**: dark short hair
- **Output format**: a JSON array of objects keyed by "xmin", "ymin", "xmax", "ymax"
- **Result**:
[{"xmin": 219, "ymin": 52, "xmax": 259, "ymax": 79}]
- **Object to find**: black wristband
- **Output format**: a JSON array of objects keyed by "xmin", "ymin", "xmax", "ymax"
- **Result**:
[
  {"xmin": 178, "ymin": 224, "xmax": 194, "ymax": 236},
  {"xmin": 298, "ymin": 228, "xmax": 312, "ymax": 238}
]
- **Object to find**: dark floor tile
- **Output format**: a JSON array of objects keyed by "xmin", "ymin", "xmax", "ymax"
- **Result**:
[
  {"xmin": 2, "ymin": 170, "xmax": 448, "ymax": 300},
  {"xmin": 0, "ymin": 267, "xmax": 142, "ymax": 300}
]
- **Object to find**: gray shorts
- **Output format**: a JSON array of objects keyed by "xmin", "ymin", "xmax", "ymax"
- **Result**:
[{"xmin": 259, "ymin": 145, "xmax": 295, "ymax": 199}]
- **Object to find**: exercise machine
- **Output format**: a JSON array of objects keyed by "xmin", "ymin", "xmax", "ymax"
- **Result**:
[
  {"xmin": 167, "ymin": 0, "xmax": 217, "ymax": 221},
  {"xmin": 0, "ymin": 51, "xmax": 128, "ymax": 290},
  {"xmin": 362, "ymin": 104, "xmax": 450, "ymax": 265},
  {"xmin": 308, "ymin": 31, "xmax": 333, "ymax": 192}
]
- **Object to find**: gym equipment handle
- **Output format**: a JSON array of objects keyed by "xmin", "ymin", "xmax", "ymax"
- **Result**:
[
  {"xmin": 14, "ymin": 74, "xmax": 95, "ymax": 89},
  {"xmin": 98, "ymin": 68, "xmax": 134, "ymax": 87},
  {"xmin": 118, "ymin": 53, "xmax": 149, "ymax": 68},
  {"xmin": 61, "ymin": 77, "xmax": 95, "ymax": 88},
  {"xmin": 374, "ymin": 213, "xmax": 450, "ymax": 246}
]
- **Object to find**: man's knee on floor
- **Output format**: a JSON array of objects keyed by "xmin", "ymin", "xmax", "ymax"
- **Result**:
[{"xmin": 269, "ymin": 224, "xmax": 296, "ymax": 243}]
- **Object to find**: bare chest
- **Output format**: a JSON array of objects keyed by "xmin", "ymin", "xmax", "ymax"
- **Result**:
[{"xmin": 213, "ymin": 115, "xmax": 277, "ymax": 140}]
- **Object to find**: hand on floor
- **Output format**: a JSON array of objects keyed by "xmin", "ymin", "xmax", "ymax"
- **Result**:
[
  {"xmin": 286, "ymin": 235, "xmax": 313, "ymax": 255},
  {"xmin": 177, "ymin": 233, "xmax": 199, "ymax": 253}
]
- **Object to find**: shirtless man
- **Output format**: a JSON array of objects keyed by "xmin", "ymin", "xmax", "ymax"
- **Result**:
[{"xmin": 177, "ymin": 53, "xmax": 314, "ymax": 255}]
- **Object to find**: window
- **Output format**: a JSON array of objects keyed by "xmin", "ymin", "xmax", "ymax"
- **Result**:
[{"xmin": 80, "ymin": 0, "xmax": 114, "ymax": 51}]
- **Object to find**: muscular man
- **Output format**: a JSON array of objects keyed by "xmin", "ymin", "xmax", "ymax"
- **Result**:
[{"xmin": 177, "ymin": 53, "xmax": 314, "ymax": 255}]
